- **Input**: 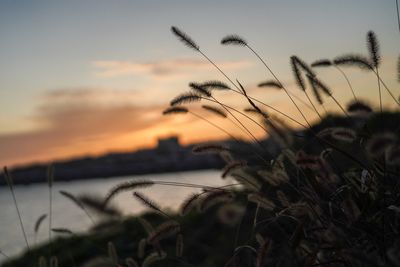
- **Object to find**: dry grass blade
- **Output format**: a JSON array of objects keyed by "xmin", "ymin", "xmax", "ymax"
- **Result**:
[
  {"xmin": 258, "ymin": 169, "xmax": 289, "ymax": 187},
  {"xmin": 162, "ymin": 106, "xmax": 188, "ymax": 115},
  {"xmin": 295, "ymin": 151, "xmax": 320, "ymax": 170},
  {"xmin": 221, "ymin": 160, "xmax": 247, "ymax": 178},
  {"xmin": 137, "ymin": 217, "xmax": 154, "ymax": 235},
  {"xmin": 133, "ymin": 192, "xmax": 162, "ymax": 214},
  {"xmin": 244, "ymin": 107, "xmax": 269, "ymax": 119},
  {"xmin": 81, "ymin": 257, "xmax": 115, "ymax": 266},
  {"xmin": 248, "ymin": 193, "xmax": 275, "ymax": 211},
  {"xmin": 171, "ymin": 26, "xmax": 199, "ymax": 51},
  {"xmin": 147, "ymin": 221, "xmax": 180, "ymax": 244},
  {"xmin": 199, "ymin": 190, "xmax": 234, "ymax": 211},
  {"xmin": 290, "ymin": 56, "xmax": 309, "ymax": 91},
  {"xmin": 51, "ymin": 228, "xmax": 73, "ymax": 235},
  {"xmin": 320, "ymin": 148, "xmax": 333, "ymax": 160},
  {"xmin": 176, "ymin": 234, "xmax": 184, "ymax": 257},
  {"xmin": 60, "ymin": 190, "xmax": 95, "ymax": 224},
  {"xmin": 231, "ymin": 173, "xmax": 262, "ymax": 191},
  {"xmin": 50, "ymin": 256, "xmax": 58, "ymax": 267},
  {"xmin": 237, "ymin": 79, "xmax": 266, "ymax": 120},
  {"xmin": 277, "ymin": 190, "xmax": 290, "ymax": 207},
  {"xmin": 256, "ymin": 240, "xmax": 270, "ymax": 267},
  {"xmin": 180, "ymin": 193, "xmax": 201, "ymax": 216},
  {"xmin": 386, "ymin": 146, "xmax": 400, "ymax": 165},
  {"xmin": 0, "ymin": 250, "xmax": 9, "ymax": 259},
  {"xmin": 2, "ymin": 166, "xmax": 30, "ymax": 249},
  {"xmin": 307, "ymin": 74, "xmax": 332, "ymax": 96},
  {"xmin": 189, "ymin": 82, "xmax": 211, "ymax": 97},
  {"xmin": 258, "ymin": 80, "xmax": 283, "ymax": 89},
  {"xmin": 236, "ymin": 79, "xmax": 246, "ymax": 95},
  {"xmin": 34, "ymin": 214, "xmax": 48, "ymax": 234},
  {"xmin": 38, "ymin": 256, "xmax": 47, "ymax": 267},
  {"xmin": 142, "ymin": 251, "xmax": 166, "ymax": 267},
  {"xmin": 331, "ymin": 127, "xmax": 357, "ymax": 143},
  {"xmin": 3, "ymin": 166, "xmax": 12, "ymax": 186},
  {"xmin": 347, "ymin": 100, "xmax": 373, "ymax": 114},
  {"xmin": 201, "ymin": 105, "xmax": 227, "ymax": 118},
  {"xmin": 47, "ymin": 164, "xmax": 54, "ymax": 253},
  {"xmin": 217, "ymin": 203, "xmax": 245, "ymax": 226},
  {"xmin": 366, "ymin": 133, "xmax": 397, "ymax": 158},
  {"xmin": 201, "ymin": 80, "xmax": 231, "ymax": 90},
  {"xmin": 293, "ymin": 56, "xmax": 316, "ymax": 74},
  {"xmin": 311, "ymin": 59, "xmax": 332, "ymax": 67},
  {"xmin": 107, "ymin": 241, "xmax": 118, "ymax": 265},
  {"xmin": 367, "ymin": 31, "xmax": 380, "ymax": 67},
  {"xmin": 316, "ymin": 127, "xmax": 335, "ymax": 138},
  {"xmin": 264, "ymin": 119, "xmax": 292, "ymax": 146},
  {"xmin": 79, "ymin": 194, "xmax": 121, "ymax": 217},
  {"xmin": 192, "ymin": 144, "xmax": 230, "ymax": 154},
  {"xmin": 398, "ymin": 56, "xmax": 400, "ymax": 82},
  {"xmin": 47, "ymin": 164, "xmax": 54, "ymax": 187},
  {"xmin": 342, "ymin": 198, "xmax": 361, "ymax": 223},
  {"xmin": 138, "ymin": 238, "xmax": 147, "ymax": 258},
  {"xmin": 333, "ymin": 54, "xmax": 373, "ymax": 70},
  {"xmin": 59, "ymin": 190, "xmax": 85, "ymax": 210},
  {"xmin": 170, "ymin": 92, "xmax": 202, "ymax": 106},
  {"xmin": 221, "ymin": 35, "xmax": 247, "ymax": 46},
  {"xmin": 307, "ymin": 74, "xmax": 323, "ymax": 104},
  {"xmin": 103, "ymin": 180, "xmax": 154, "ymax": 206},
  {"xmin": 125, "ymin": 258, "xmax": 139, "ymax": 267}
]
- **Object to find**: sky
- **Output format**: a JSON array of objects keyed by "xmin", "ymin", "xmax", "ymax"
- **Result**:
[{"xmin": 0, "ymin": 0, "xmax": 399, "ymax": 167}]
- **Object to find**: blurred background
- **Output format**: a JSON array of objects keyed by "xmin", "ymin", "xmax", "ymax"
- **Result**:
[
  {"xmin": 0, "ymin": 0, "xmax": 399, "ymax": 261},
  {"xmin": 1, "ymin": 0, "xmax": 399, "ymax": 167}
]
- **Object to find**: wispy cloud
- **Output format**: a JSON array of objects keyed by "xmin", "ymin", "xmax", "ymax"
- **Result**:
[
  {"xmin": 92, "ymin": 58, "xmax": 251, "ymax": 78},
  {"xmin": 0, "ymin": 81, "xmax": 311, "ymax": 167},
  {"xmin": 0, "ymin": 88, "xmax": 193, "ymax": 167}
]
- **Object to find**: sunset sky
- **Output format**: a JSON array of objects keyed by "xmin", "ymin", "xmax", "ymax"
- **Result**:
[{"xmin": 0, "ymin": 0, "xmax": 399, "ymax": 167}]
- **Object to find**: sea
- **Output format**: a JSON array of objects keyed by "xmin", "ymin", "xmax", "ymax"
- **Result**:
[{"xmin": 0, "ymin": 169, "xmax": 230, "ymax": 262}]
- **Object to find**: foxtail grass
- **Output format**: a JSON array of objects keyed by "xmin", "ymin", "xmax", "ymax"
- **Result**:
[
  {"xmin": 311, "ymin": 58, "xmax": 357, "ymax": 101},
  {"xmin": 222, "ymin": 36, "xmax": 316, "ymax": 127},
  {"xmin": 34, "ymin": 214, "xmax": 47, "ymax": 244}
]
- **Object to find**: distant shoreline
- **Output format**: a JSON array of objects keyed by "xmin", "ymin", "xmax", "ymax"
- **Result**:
[
  {"xmin": 1, "ymin": 136, "xmax": 275, "ymax": 186},
  {"xmin": 0, "ymin": 164, "xmax": 223, "ymax": 187}
]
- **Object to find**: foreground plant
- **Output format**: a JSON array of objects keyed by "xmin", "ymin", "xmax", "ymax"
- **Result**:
[
  {"xmin": 2, "ymin": 26, "xmax": 400, "ymax": 267},
  {"xmin": 161, "ymin": 27, "xmax": 400, "ymax": 266}
]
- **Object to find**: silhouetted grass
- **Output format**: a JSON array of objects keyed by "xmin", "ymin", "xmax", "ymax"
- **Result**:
[{"xmin": 1, "ymin": 26, "xmax": 400, "ymax": 267}]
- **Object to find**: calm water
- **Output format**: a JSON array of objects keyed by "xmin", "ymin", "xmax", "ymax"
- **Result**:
[{"xmin": 0, "ymin": 170, "xmax": 229, "ymax": 261}]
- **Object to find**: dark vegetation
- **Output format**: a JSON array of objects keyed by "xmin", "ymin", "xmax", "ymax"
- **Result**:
[{"xmin": 1, "ymin": 26, "xmax": 400, "ymax": 267}]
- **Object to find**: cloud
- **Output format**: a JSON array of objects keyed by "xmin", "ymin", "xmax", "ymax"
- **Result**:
[
  {"xmin": 0, "ymin": 88, "xmax": 192, "ymax": 167},
  {"xmin": 0, "ymin": 81, "xmax": 308, "ymax": 167},
  {"xmin": 92, "ymin": 58, "xmax": 251, "ymax": 78}
]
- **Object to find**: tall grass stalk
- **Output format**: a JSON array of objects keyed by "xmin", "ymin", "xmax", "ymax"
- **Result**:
[
  {"xmin": 186, "ymin": 110, "xmax": 269, "ymax": 163},
  {"xmin": 334, "ymin": 66, "xmax": 357, "ymax": 101},
  {"xmin": 240, "ymin": 41, "xmax": 312, "ymax": 127},
  {"xmin": 47, "ymin": 165, "xmax": 54, "ymax": 258},
  {"xmin": 171, "ymin": 28, "xmax": 370, "ymax": 170},
  {"xmin": 367, "ymin": 31, "xmax": 383, "ymax": 112},
  {"xmin": 190, "ymin": 82, "xmax": 266, "ymax": 148},
  {"xmin": 396, "ymin": 0, "xmax": 400, "ymax": 34},
  {"xmin": 311, "ymin": 59, "xmax": 358, "ymax": 101},
  {"xmin": 171, "ymin": 27, "xmax": 308, "ymax": 129},
  {"xmin": 207, "ymin": 93, "xmax": 269, "ymax": 150},
  {"xmin": 3, "ymin": 166, "xmax": 30, "ymax": 250},
  {"xmin": 0, "ymin": 250, "xmax": 9, "ymax": 260}
]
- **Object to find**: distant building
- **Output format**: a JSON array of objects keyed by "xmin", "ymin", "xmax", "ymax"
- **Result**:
[{"xmin": 157, "ymin": 136, "xmax": 180, "ymax": 153}]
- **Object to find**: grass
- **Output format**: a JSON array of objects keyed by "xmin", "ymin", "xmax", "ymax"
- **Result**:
[{"xmin": 1, "ymin": 27, "xmax": 400, "ymax": 267}]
